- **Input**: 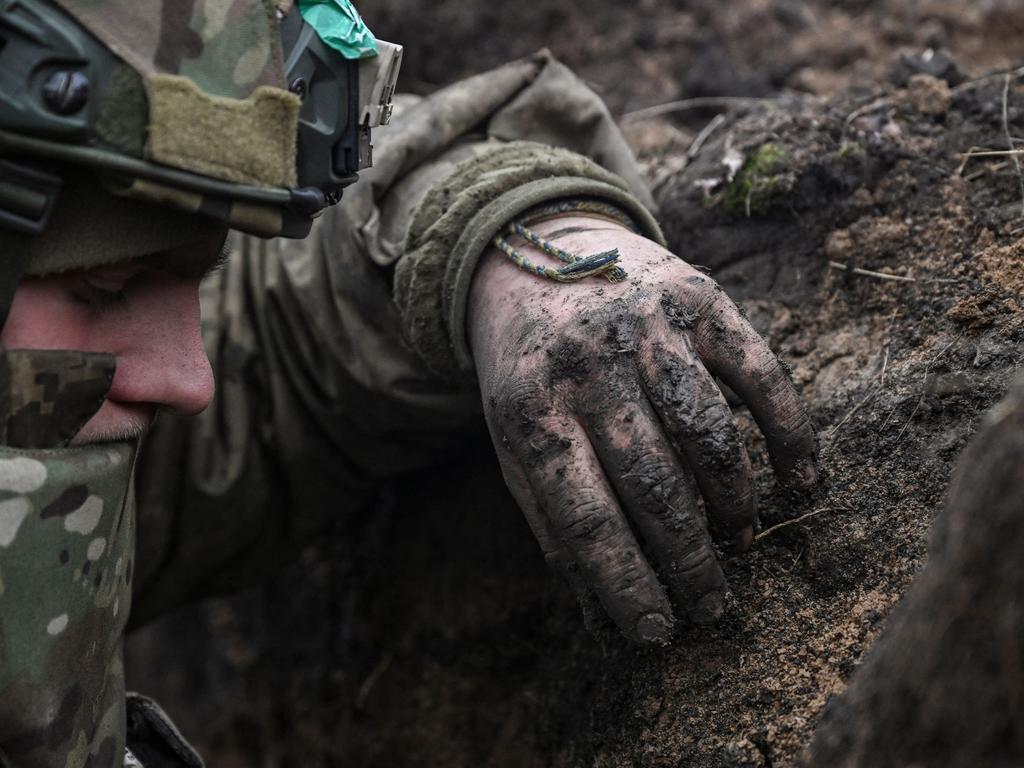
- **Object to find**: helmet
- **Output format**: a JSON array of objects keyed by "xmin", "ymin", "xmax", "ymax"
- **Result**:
[{"xmin": 0, "ymin": 0, "xmax": 402, "ymax": 308}]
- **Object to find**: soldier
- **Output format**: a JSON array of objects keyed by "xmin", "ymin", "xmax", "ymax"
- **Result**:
[{"xmin": 0, "ymin": 0, "xmax": 817, "ymax": 765}]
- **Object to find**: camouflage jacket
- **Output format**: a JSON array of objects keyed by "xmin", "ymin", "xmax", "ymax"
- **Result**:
[{"xmin": 0, "ymin": 52, "xmax": 655, "ymax": 768}]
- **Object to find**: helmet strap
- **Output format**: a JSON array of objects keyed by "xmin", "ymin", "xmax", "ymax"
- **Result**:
[{"xmin": 0, "ymin": 241, "xmax": 29, "ymax": 329}]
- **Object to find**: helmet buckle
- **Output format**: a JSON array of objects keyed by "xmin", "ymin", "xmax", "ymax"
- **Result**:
[{"xmin": 0, "ymin": 159, "xmax": 62, "ymax": 235}]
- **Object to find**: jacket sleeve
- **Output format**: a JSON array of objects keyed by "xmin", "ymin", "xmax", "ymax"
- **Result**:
[{"xmin": 130, "ymin": 51, "xmax": 660, "ymax": 625}]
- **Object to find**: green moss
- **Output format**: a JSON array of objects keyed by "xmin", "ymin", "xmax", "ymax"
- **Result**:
[
  {"xmin": 838, "ymin": 141, "xmax": 866, "ymax": 161},
  {"xmin": 719, "ymin": 143, "xmax": 795, "ymax": 215}
]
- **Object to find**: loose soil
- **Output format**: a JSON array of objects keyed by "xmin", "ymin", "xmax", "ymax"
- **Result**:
[{"xmin": 127, "ymin": 3, "xmax": 1024, "ymax": 767}]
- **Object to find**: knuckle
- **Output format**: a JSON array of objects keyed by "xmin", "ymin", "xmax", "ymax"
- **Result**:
[
  {"xmin": 492, "ymin": 377, "xmax": 549, "ymax": 433},
  {"xmin": 695, "ymin": 399, "xmax": 736, "ymax": 433},
  {"xmin": 627, "ymin": 451, "xmax": 674, "ymax": 480},
  {"xmin": 606, "ymin": 560, "xmax": 650, "ymax": 597},
  {"xmin": 545, "ymin": 336, "xmax": 594, "ymax": 386},
  {"xmin": 555, "ymin": 497, "xmax": 617, "ymax": 546},
  {"xmin": 683, "ymin": 273, "xmax": 713, "ymax": 292},
  {"xmin": 750, "ymin": 348, "xmax": 789, "ymax": 387},
  {"xmin": 667, "ymin": 539, "xmax": 718, "ymax": 582},
  {"xmin": 623, "ymin": 453, "xmax": 681, "ymax": 508},
  {"xmin": 693, "ymin": 401, "xmax": 744, "ymax": 464}
]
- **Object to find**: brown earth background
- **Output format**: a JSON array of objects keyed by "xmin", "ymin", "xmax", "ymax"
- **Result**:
[{"xmin": 126, "ymin": 2, "xmax": 1024, "ymax": 766}]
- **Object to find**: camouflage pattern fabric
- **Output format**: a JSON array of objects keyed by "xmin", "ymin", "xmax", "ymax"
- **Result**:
[
  {"xmin": 0, "ymin": 444, "xmax": 136, "ymax": 768},
  {"xmin": 54, "ymin": 0, "xmax": 288, "ymax": 100},
  {"xmin": 0, "ymin": 350, "xmax": 115, "ymax": 449},
  {"xmin": 0, "ymin": 348, "xmax": 137, "ymax": 768}
]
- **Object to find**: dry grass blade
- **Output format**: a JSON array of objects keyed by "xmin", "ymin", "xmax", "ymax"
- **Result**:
[
  {"xmin": 951, "ymin": 64, "xmax": 1024, "ymax": 95},
  {"xmin": 827, "ymin": 261, "xmax": 959, "ymax": 285},
  {"xmin": 959, "ymin": 149, "xmax": 1024, "ymax": 158},
  {"xmin": 754, "ymin": 507, "xmax": 844, "ymax": 543},
  {"xmin": 688, "ymin": 113, "xmax": 728, "ymax": 159},
  {"xmin": 621, "ymin": 96, "xmax": 775, "ymax": 123},
  {"xmin": 828, "ymin": 261, "xmax": 916, "ymax": 283},
  {"xmin": 823, "ymin": 346, "xmax": 890, "ymax": 454},
  {"xmin": 845, "ymin": 96, "xmax": 893, "ymax": 127},
  {"xmin": 890, "ymin": 333, "xmax": 964, "ymax": 444}
]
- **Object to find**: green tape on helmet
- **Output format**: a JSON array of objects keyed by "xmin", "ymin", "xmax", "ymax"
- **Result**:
[{"xmin": 298, "ymin": 0, "xmax": 379, "ymax": 60}]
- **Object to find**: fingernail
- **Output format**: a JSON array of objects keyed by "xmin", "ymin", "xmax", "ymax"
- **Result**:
[
  {"xmin": 733, "ymin": 526, "xmax": 755, "ymax": 552},
  {"xmin": 690, "ymin": 592, "xmax": 724, "ymax": 625},
  {"xmin": 636, "ymin": 612, "xmax": 674, "ymax": 645}
]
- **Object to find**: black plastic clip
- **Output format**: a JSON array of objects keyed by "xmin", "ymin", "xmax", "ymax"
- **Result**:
[{"xmin": 0, "ymin": 159, "xmax": 62, "ymax": 235}]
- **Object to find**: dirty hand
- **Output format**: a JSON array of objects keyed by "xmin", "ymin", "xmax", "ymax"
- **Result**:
[{"xmin": 467, "ymin": 216, "xmax": 818, "ymax": 645}]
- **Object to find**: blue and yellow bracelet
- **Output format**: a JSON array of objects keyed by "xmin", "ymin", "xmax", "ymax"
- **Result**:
[{"xmin": 492, "ymin": 199, "xmax": 639, "ymax": 283}]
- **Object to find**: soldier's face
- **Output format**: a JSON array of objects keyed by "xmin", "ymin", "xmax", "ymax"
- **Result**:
[{"xmin": 0, "ymin": 233, "xmax": 228, "ymax": 444}]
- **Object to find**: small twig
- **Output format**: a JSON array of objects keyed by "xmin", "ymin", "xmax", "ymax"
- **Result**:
[
  {"xmin": 890, "ymin": 333, "xmax": 963, "ymax": 443},
  {"xmin": 688, "ymin": 113, "xmax": 727, "ymax": 159},
  {"xmin": 622, "ymin": 96, "xmax": 775, "ymax": 123},
  {"xmin": 956, "ymin": 145, "xmax": 983, "ymax": 175},
  {"xmin": 951, "ymin": 65, "xmax": 1024, "ymax": 95},
  {"xmin": 883, "ymin": 307, "xmax": 901, "ymax": 333},
  {"xmin": 959, "ymin": 149, "xmax": 1024, "ymax": 158},
  {"xmin": 964, "ymin": 160, "xmax": 1009, "ymax": 182},
  {"xmin": 356, "ymin": 653, "xmax": 394, "ymax": 711},
  {"xmin": 824, "ymin": 318, "xmax": 897, "ymax": 450},
  {"xmin": 824, "ymin": 345, "xmax": 891, "ymax": 446},
  {"xmin": 828, "ymin": 261, "xmax": 960, "ymax": 285},
  {"xmin": 828, "ymin": 261, "xmax": 917, "ymax": 283},
  {"xmin": 754, "ymin": 507, "xmax": 842, "ymax": 543},
  {"xmin": 845, "ymin": 97, "xmax": 894, "ymax": 133},
  {"xmin": 1003, "ymin": 72, "xmax": 1024, "ymax": 219},
  {"xmin": 825, "ymin": 387, "xmax": 878, "ymax": 441},
  {"xmin": 955, "ymin": 145, "xmax": 1006, "ymax": 176}
]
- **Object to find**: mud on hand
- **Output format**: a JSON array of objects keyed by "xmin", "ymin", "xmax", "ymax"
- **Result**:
[{"xmin": 468, "ymin": 217, "xmax": 818, "ymax": 645}]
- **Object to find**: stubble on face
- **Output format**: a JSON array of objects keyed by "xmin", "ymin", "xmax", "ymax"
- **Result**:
[{"xmin": 69, "ymin": 402, "xmax": 157, "ymax": 446}]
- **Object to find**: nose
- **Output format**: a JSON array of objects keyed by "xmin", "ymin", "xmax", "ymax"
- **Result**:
[{"xmin": 106, "ymin": 274, "xmax": 215, "ymax": 416}]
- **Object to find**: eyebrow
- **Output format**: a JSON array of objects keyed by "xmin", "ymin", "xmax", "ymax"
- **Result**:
[{"xmin": 136, "ymin": 234, "xmax": 232, "ymax": 279}]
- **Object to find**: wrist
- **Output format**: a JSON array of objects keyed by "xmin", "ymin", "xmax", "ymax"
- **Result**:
[{"xmin": 468, "ymin": 216, "xmax": 640, "ymax": 363}]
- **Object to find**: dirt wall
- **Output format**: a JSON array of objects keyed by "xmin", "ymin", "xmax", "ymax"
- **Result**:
[{"xmin": 127, "ymin": 4, "xmax": 1024, "ymax": 766}]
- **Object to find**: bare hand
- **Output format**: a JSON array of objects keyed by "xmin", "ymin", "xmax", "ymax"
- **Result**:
[{"xmin": 468, "ymin": 216, "xmax": 817, "ymax": 645}]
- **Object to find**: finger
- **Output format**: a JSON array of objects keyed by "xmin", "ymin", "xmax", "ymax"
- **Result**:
[
  {"xmin": 491, "ymin": 382, "xmax": 676, "ymax": 644},
  {"xmin": 481, "ymin": 380, "xmax": 576, "ymax": 575},
  {"xmin": 637, "ymin": 335, "xmax": 759, "ymax": 549},
  {"xmin": 583, "ymin": 390, "xmax": 728, "ymax": 624},
  {"xmin": 489, "ymin": 438, "xmax": 613, "ymax": 635},
  {"xmin": 682, "ymin": 278, "xmax": 818, "ymax": 491}
]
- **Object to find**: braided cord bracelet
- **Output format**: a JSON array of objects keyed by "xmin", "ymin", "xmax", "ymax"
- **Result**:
[{"xmin": 492, "ymin": 200, "xmax": 639, "ymax": 283}]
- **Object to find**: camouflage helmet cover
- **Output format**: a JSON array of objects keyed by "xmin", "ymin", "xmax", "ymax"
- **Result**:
[
  {"xmin": 0, "ymin": 0, "xmax": 375, "ymax": 274},
  {"xmin": 57, "ymin": 0, "xmax": 292, "ymax": 101}
]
